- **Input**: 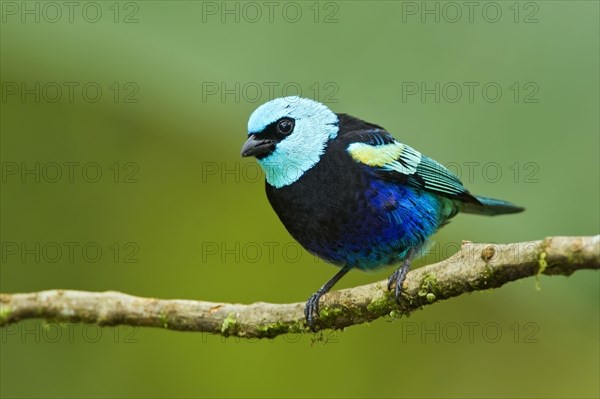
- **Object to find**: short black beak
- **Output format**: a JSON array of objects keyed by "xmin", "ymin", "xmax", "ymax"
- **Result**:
[{"xmin": 241, "ymin": 135, "xmax": 276, "ymax": 158}]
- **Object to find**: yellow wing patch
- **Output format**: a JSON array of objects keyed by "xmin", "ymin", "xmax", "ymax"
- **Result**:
[{"xmin": 347, "ymin": 142, "xmax": 405, "ymax": 167}]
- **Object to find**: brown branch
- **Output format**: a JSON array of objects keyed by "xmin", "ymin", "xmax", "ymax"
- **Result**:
[{"xmin": 1, "ymin": 235, "xmax": 598, "ymax": 338}]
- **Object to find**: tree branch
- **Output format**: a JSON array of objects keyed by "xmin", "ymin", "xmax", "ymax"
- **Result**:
[{"xmin": 1, "ymin": 235, "xmax": 598, "ymax": 338}]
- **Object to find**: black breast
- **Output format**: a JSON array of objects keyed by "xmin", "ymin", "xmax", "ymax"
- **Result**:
[{"xmin": 265, "ymin": 137, "xmax": 367, "ymax": 254}]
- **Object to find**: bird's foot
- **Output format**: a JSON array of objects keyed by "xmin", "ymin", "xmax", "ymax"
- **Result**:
[
  {"xmin": 387, "ymin": 269, "xmax": 400, "ymax": 291},
  {"xmin": 387, "ymin": 257, "xmax": 412, "ymax": 305},
  {"xmin": 304, "ymin": 265, "xmax": 353, "ymax": 331},
  {"xmin": 304, "ymin": 291, "xmax": 324, "ymax": 331}
]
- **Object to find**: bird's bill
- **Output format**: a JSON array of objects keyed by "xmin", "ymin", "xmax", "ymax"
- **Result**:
[{"xmin": 241, "ymin": 135, "xmax": 276, "ymax": 158}]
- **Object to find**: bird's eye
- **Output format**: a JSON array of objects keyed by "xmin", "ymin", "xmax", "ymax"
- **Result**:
[{"xmin": 276, "ymin": 118, "xmax": 295, "ymax": 135}]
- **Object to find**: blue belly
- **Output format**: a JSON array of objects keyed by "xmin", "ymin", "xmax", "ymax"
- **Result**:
[{"xmin": 306, "ymin": 181, "xmax": 448, "ymax": 270}]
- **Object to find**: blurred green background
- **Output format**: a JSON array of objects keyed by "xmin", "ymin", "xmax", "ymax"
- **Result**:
[{"xmin": 1, "ymin": 1, "xmax": 598, "ymax": 398}]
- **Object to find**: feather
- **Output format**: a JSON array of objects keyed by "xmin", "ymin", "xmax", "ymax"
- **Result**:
[{"xmin": 345, "ymin": 128, "xmax": 478, "ymax": 203}]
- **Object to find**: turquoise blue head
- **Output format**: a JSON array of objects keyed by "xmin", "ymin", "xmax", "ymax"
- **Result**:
[{"xmin": 241, "ymin": 97, "xmax": 339, "ymax": 188}]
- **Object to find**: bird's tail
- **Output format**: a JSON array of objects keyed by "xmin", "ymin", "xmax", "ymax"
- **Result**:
[{"xmin": 462, "ymin": 195, "xmax": 525, "ymax": 216}]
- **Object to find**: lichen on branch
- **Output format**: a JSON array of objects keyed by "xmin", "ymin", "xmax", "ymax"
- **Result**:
[{"xmin": 1, "ymin": 235, "xmax": 598, "ymax": 339}]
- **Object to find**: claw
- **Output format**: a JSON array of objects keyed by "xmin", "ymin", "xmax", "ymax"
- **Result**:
[
  {"xmin": 394, "ymin": 274, "xmax": 404, "ymax": 304},
  {"xmin": 303, "ymin": 265, "xmax": 352, "ymax": 331},
  {"xmin": 387, "ymin": 269, "xmax": 399, "ymax": 291},
  {"xmin": 387, "ymin": 250, "xmax": 415, "ymax": 304},
  {"xmin": 304, "ymin": 292, "xmax": 322, "ymax": 331}
]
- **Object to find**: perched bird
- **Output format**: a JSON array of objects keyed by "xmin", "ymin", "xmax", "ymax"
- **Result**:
[{"xmin": 241, "ymin": 96, "xmax": 523, "ymax": 328}]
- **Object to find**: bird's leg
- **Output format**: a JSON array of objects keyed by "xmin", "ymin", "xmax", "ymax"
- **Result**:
[
  {"xmin": 305, "ymin": 265, "xmax": 352, "ymax": 331},
  {"xmin": 387, "ymin": 248, "xmax": 417, "ymax": 304}
]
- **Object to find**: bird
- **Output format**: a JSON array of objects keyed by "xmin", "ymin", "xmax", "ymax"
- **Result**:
[{"xmin": 241, "ymin": 96, "xmax": 524, "ymax": 329}]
